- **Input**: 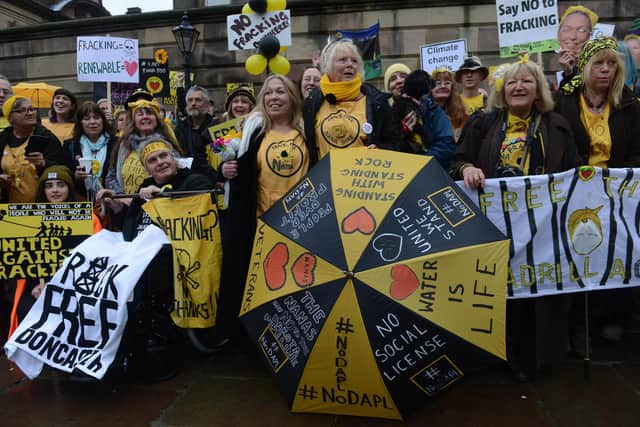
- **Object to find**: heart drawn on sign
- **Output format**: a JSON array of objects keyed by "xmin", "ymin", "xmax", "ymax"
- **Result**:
[
  {"xmin": 372, "ymin": 233, "xmax": 403, "ymax": 262},
  {"xmin": 389, "ymin": 264, "xmax": 420, "ymax": 300},
  {"xmin": 578, "ymin": 166, "xmax": 596, "ymax": 182},
  {"xmin": 124, "ymin": 60, "xmax": 138, "ymax": 76},
  {"xmin": 341, "ymin": 206, "xmax": 376, "ymax": 235},
  {"xmin": 149, "ymin": 81, "xmax": 161, "ymax": 91},
  {"xmin": 292, "ymin": 253, "xmax": 317, "ymax": 288},
  {"xmin": 263, "ymin": 242, "xmax": 289, "ymax": 290}
]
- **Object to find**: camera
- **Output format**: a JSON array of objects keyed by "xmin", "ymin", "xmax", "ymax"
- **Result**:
[{"xmin": 495, "ymin": 166, "xmax": 524, "ymax": 178}]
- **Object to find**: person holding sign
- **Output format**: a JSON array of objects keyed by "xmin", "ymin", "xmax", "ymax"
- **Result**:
[
  {"xmin": 455, "ymin": 55, "xmax": 489, "ymax": 115},
  {"xmin": 0, "ymin": 96, "xmax": 64, "ymax": 203},
  {"xmin": 303, "ymin": 38, "xmax": 402, "ymax": 161},
  {"xmin": 431, "ymin": 67, "xmax": 468, "ymax": 141},
  {"xmin": 62, "ymin": 101, "xmax": 116, "ymax": 201},
  {"xmin": 555, "ymin": 37, "xmax": 640, "ymax": 344},
  {"xmin": 557, "ymin": 6, "xmax": 598, "ymax": 90},
  {"xmin": 220, "ymin": 74, "xmax": 308, "ymax": 342},
  {"xmin": 41, "ymin": 88, "xmax": 78, "ymax": 145}
]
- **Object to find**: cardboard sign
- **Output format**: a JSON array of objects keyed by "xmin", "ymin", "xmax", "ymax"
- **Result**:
[
  {"xmin": 77, "ymin": 36, "xmax": 139, "ymax": 83},
  {"xmin": 139, "ymin": 58, "xmax": 170, "ymax": 98},
  {"xmin": 208, "ymin": 117, "xmax": 242, "ymax": 141},
  {"xmin": 496, "ymin": 0, "xmax": 560, "ymax": 58},
  {"xmin": 420, "ymin": 39, "xmax": 467, "ymax": 74},
  {"xmin": 591, "ymin": 23, "xmax": 616, "ymax": 39},
  {"xmin": 227, "ymin": 10, "xmax": 292, "ymax": 50}
]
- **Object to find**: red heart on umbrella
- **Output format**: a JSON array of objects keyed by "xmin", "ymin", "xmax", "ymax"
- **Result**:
[
  {"xmin": 292, "ymin": 253, "xmax": 316, "ymax": 288},
  {"xmin": 342, "ymin": 207, "xmax": 376, "ymax": 235},
  {"xmin": 263, "ymin": 243, "xmax": 289, "ymax": 290},
  {"xmin": 124, "ymin": 60, "xmax": 138, "ymax": 76},
  {"xmin": 389, "ymin": 264, "xmax": 419, "ymax": 300},
  {"xmin": 149, "ymin": 81, "xmax": 160, "ymax": 91}
]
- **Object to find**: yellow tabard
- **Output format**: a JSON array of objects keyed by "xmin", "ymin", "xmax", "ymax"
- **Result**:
[
  {"xmin": 315, "ymin": 96, "xmax": 367, "ymax": 160},
  {"xmin": 461, "ymin": 93, "xmax": 485, "ymax": 116},
  {"xmin": 1, "ymin": 142, "xmax": 38, "ymax": 203},
  {"xmin": 41, "ymin": 119, "xmax": 74, "ymax": 145},
  {"xmin": 121, "ymin": 150, "xmax": 149, "ymax": 194},
  {"xmin": 256, "ymin": 128, "xmax": 309, "ymax": 217},
  {"xmin": 579, "ymin": 94, "xmax": 612, "ymax": 168},
  {"xmin": 499, "ymin": 113, "xmax": 531, "ymax": 171}
]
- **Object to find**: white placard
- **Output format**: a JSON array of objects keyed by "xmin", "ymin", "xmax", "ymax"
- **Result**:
[
  {"xmin": 227, "ymin": 10, "xmax": 292, "ymax": 51},
  {"xmin": 76, "ymin": 36, "xmax": 139, "ymax": 83},
  {"xmin": 420, "ymin": 39, "xmax": 467, "ymax": 74},
  {"xmin": 591, "ymin": 23, "xmax": 616, "ymax": 39},
  {"xmin": 496, "ymin": 0, "xmax": 559, "ymax": 57}
]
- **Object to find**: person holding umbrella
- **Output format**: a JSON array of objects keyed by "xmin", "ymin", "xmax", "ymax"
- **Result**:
[
  {"xmin": 555, "ymin": 37, "xmax": 640, "ymax": 345},
  {"xmin": 452, "ymin": 57, "xmax": 578, "ymax": 380},
  {"xmin": 303, "ymin": 38, "xmax": 401, "ymax": 162},
  {"xmin": 218, "ymin": 74, "xmax": 309, "ymax": 344},
  {"xmin": 62, "ymin": 101, "xmax": 115, "ymax": 201},
  {"xmin": 41, "ymin": 88, "xmax": 77, "ymax": 144},
  {"xmin": 0, "ymin": 96, "xmax": 64, "ymax": 203}
]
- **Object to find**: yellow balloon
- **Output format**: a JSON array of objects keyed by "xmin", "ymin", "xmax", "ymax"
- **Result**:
[
  {"xmin": 269, "ymin": 55, "xmax": 290, "ymax": 75},
  {"xmin": 242, "ymin": 4, "xmax": 254, "ymax": 14},
  {"xmin": 279, "ymin": 45, "xmax": 288, "ymax": 54},
  {"xmin": 267, "ymin": 0, "xmax": 286, "ymax": 11},
  {"xmin": 246, "ymin": 54, "xmax": 267, "ymax": 75}
]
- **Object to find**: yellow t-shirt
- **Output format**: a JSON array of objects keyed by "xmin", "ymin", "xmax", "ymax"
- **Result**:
[
  {"xmin": 41, "ymin": 119, "xmax": 74, "ymax": 144},
  {"xmin": 499, "ymin": 113, "xmax": 532, "ymax": 172},
  {"xmin": 1, "ymin": 140, "xmax": 38, "ymax": 203},
  {"xmin": 121, "ymin": 151, "xmax": 149, "ymax": 194},
  {"xmin": 315, "ymin": 96, "xmax": 367, "ymax": 160},
  {"xmin": 256, "ymin": 128, "xmax": 309, "ymax": 217},
  {"xmin": 461, "ymin": 93, "xmax": 485, "ymax": 116},
  {"xmin": 579, "ymin": 94, "xmax": 612, "ymax": 168}
]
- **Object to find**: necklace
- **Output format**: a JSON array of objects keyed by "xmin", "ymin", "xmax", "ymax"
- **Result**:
[{"xmin": 583, "ymin": 91, "xmax": 606, "ymax": 112}]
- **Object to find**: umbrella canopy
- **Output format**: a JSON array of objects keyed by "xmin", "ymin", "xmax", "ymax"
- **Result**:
[
  {"xmin": 12, "ymin": 82, "xmax": 60, "ymax": 108},
  {"xmin": 239, "ymin": 148, "xmax": 509, "ymax": 420}
]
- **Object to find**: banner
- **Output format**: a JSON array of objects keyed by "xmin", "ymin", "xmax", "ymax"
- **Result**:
[
  {"xmin": 93, "ymin": 82, "xmax": 138, "ymax": 107},
  {"xmin": 420, "ymin": 39, "xmax": 467, "ymax": 74},
  {"xmin": 0, "ymin": 202, "xmax": 93, "ymax": 280},
  {"xmin": 336, "ymin": 22, "xmax": 382, "ymax": 81},
  {"xmin": 143, "ymin": 194, "xmax": 223, "ymax": 328},
  {"xmin": 4, "ymin": 226, "xmax": 168, "ymax": 379},
  {"xmin": 139, "ymin": 58, "xmax": 170, "ymax": 98},
  {"xmin": 496, "ymin": 0, "xmax": 559, "ymax": 58},
  {"xmin": 208, "ymin": 117, "xmax": 242, "ymax": 141},
  {"xmin": 227, "ymin": 10, "xmax": 292, "ymax": 51},
  {"xmin": 458, "ymin": 168, "xmax": 640, "ymax": 298},
  {"xmin": 77, "ymin": 36, "xmax": 139, "ymax": 83}
]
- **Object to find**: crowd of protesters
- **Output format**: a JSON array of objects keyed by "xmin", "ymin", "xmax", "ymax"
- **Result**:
[{"xmin": 1, "ymin": 5, "xmax": 640, "ymax": 383}]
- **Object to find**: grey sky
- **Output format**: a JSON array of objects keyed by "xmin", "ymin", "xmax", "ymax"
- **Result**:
[{"xmin": 102, "ymin": 0, "xmax": 173, "ymax": 16}]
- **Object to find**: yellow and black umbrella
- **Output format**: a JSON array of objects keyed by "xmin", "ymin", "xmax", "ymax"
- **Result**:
[
  {"xmin": 12, "ymin": 82, "xmax": 60, "ymax": 108},
  {"xmin": 239, "ymin": 148, "xmax": 509, "ymax": 420}
]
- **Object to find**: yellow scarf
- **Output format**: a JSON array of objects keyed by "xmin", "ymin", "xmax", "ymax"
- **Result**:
[
  {"xmin": 579, "ymin": 94, "xmax": 612, "ymax": 167},
  {"xmin": 319, "ymin": 74, "xmax": 362, "ymax": 102}
]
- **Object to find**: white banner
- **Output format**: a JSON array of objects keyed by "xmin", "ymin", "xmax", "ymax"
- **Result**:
[
  {"xmin": 420, "ymin": 39, "xmax": 467, "ymax": 74},
  {"xmin": 4, "ymin": 226, "xmax": 168, "ymax": 379},
  {"xmin": 227, "ymin": 10, "xmax": 292, "ymax": 51},
  {"xmin": 458, "ymin": 168, "xmax": 640, "ymax": 298},
  {"xmin": 77, "ymin": 36, "xmax": 139, "ymax": 83},
  {"xmin": 496, "ymin": 0, "xmax": 559, "ymax": 57}
]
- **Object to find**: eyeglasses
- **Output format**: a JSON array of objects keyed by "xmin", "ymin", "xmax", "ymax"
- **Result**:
[
  {"xmin": 559, "ymin": 25, "xmax": 589, "ymax": 34},
  {"xmin": 0, "ymin": 88, "xmax": 12, "ymax": 95},
  {"xmin": 11, "ymin": 107, "xmax": 36, "ymax": 114}
]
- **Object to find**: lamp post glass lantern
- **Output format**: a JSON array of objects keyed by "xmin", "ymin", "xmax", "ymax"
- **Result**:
[{"xmin": 172, "ymin": 13, "xmax": 200, "ymax": 89}]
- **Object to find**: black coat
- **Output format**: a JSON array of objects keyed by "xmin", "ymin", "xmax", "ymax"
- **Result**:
[
  {"xmin": 302, "ymin": 82, "xmax": 402, "ymax": 165},
  {"xmin": 173, "ymin": 114, "xmax": 218, "ymax": 157},
  {"xmin": 554, "ymin": 86, "xmax": 640, "ymax": 167}
]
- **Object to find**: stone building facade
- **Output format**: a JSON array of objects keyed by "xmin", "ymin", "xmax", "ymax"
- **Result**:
[{"xmin": 0, "ymin": 0, "xmax": 637, "ymax": 110}]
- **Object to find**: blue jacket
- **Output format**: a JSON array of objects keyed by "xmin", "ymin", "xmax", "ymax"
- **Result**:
[{"xmin": 419, "ymin": 95, "xmax": 456, "ymax": 170}]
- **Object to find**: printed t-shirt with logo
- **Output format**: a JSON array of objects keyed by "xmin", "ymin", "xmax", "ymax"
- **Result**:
[
  {"xmin": 121, "ymin": 150, "xmax": 150, "ymax": 194},
  {"xmin": 499, "ymin": 113, "xmax": 533, "ymax": 172},
  {"xmin": 315, "ymin": 96, "xmax": 367, "ymax": 159},
  {"xmin": 256, "ymin": 128, "xmax": 309, "ymax": 217},
  {"xmin": 461, "ymin": 93, "xmax": 485, "ymax": 116}
]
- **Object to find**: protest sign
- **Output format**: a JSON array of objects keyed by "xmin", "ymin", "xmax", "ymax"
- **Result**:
[
  {"xmin": 162, "ymin": 71, "xmax": 194, "ymax": 106},
  {"xmin": 336, "ymin": 23, "xmax": 382, "ymax": 80},
  {"xmin": 227, "ymin": 10, "xmax": 291, "ymax": 51},
  {"xmin": 0, "ymin": 202, "xmax": 93, "ymax": 281},
  {"xmin": 591, "ymin": 23, "xmax": 616, "ymax": 39},
  {"xmin": 420, "ymin": 39, "xmax": 467, "ymax": 74},
  {"xmin": 77, "ymin": 36, "xmax": 139, "ymax": 83},
  {"xmin": 4, "ymin": 226, "xmax": 168, "ymax": 379},
  {"xmin": 496, "ymin": 0, "xmax": 559, "ymax": 58},
  {"xmin": 93, "ymin": 82, "xmax": 138, "ymax": 107},
  {"xmin": 208, "ymin": 117, "xmax": 242, "ymax": 141},
  {"xmin": 140, "ymin": 58, "xmax": 170, "ymax": 98},
  {"xmin": 144, "ymin": 194, "xmax": 222, "ymax": 328},
  {"xmin": 458, "ymin": 168, "xmax": 640, "ymax": 298}
]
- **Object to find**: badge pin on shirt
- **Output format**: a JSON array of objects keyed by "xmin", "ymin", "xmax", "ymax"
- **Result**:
[{"xmin": 362, "ymin": 122, "xmax": 373, "ymax": 135}]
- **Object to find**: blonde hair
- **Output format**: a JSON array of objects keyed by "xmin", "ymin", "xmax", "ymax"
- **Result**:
[
  {"xmin": 582, "ymin": 48, "xmax": 626, "ymax": 109},
  {"xmin": 253, "ymin": 74, "xmax": 304, "ymax": 136},
  {"xmin": 488, "ymin": 60, "xmax": 554, "ymax": 114},
  {"xmin": 320, "ymin": 39, "xmax": 365, "ymax": 79}
]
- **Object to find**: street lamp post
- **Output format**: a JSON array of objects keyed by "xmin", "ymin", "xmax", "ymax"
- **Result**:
[{"xmin": 172, "ymin": 13, "xmax": 200, "ymax": 90}]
